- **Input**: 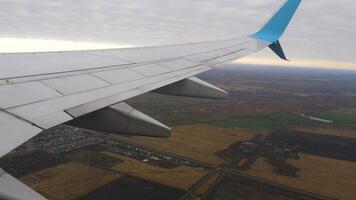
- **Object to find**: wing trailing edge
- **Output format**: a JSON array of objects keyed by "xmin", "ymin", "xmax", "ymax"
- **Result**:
[{"xmin": 0, "ymin": 168, "xmax": 46, "ymax": 200}]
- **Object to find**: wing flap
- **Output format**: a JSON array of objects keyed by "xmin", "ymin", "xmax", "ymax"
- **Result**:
[
  {"xmin": 0, "ymin": 81, "xmax": 62, "ymax": 109},
  {"xmin": 0, "ymin": 111, "xmax": 42, "ymax": 158},
  {"xmin": 0, "ymin": 168, "xmax": 46, "ymax": 200},
  {"xmin": 30, "ymin": 111, "xmax": 73, "ymax": 129},
  {"xmin": 92, "ymin": 68, "xmax": 144, "ymax": 84},
  {"xmin": 41, "ymin": 74, "xmax": 110, "ymax": 95},
  {"xmin": 131, "ymin": 64, "xmax": 172, "ymax": 76}
]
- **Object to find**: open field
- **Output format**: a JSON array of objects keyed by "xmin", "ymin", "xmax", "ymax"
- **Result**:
[
  {"xmin": 104, "ymin": 152, "xmax": 208, "ymax": 190},
  {"xmin": 247, "ymin": 154, "xmax": 356, "ymax": 200},
  {"xmin": 68, "ymin": 150, "xmax": 123, "ymax": 170},
  {"xmin": 0, "ymin": 151, "xmax": 67, "ymax": 178},
  {"xmin": 112, "ymin": 124, "xmax": 255, "ymax": 165},
  {"xmin": 208, "ymin": 109, "xmax": 356, "ymax": 133},
  {"xmin": 209, "ymin": 113, "xmax": 300, "ymax": 130},
  {"xmin": 21, "ymin": 162, "xmax": 121, "ymax": 200},
  {"xmin": 267, "ymin": 130, "xmax": 356, "ymax": 162},
  {"xmin": 74, "ymin": 175, "xmax": 186, "ymax": 200},
  {"xmin": 312, "ymin": 110, "xmax": 356, "ymax": 129}
]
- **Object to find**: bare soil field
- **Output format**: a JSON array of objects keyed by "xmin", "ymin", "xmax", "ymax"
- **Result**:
[
  {"xmin": 268, "ymin": 130, "xmax": 356, "ymax": 162},
  {"xmin": 112, "ymin": 124, "xmax": 255, "ymax": 165},
  {"xmin": 68, "ymin": 150, "xmax": 123, "ymax": 170},
  {"xmin": 248, "ymin": 154, "xmax": 356, "ymax": 200},
  {"xmin": 21, "ymin": 162, "xmax": 121, "ymax": 200},
  {"xmin": 74, "ymin": 175, "xmax": 186, "ymax": 200},
  {"xmin": 294, "ymin": 127, "xmax": 356, "ymax": 139},
  {"xmin": 104, "ymin": 152, "xmax": 208, "ymax": 190}
]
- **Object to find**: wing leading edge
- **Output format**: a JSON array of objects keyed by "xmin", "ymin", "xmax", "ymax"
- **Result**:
[{"xmin": 0, "ymin": 1, "xmax": 302, "ymax": 198}]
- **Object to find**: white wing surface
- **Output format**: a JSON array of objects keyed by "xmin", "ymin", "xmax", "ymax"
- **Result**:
[{"xmin": 0, "ymin": 38, "xmax": 266, "ymax": 158}]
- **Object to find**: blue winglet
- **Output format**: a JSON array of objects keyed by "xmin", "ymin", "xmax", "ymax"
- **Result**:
[{"xmin": 251, "ymin": 0, "xmax": 302, "ymax": 42}]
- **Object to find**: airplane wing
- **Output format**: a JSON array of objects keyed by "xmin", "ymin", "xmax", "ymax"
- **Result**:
[{"xmin": 0, "ymin": 0, "xmax": 301, "ymax": 199}]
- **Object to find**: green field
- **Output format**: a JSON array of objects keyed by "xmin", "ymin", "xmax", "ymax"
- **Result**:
[
  {"xmin": 312, "ymin": 111, "xmax": 356, "ymax": 128},
  {"xmin": 209, "ymin": 113, "xmax": 300, "ymax": 130},
  {"xmin": 208, "ymin": 109, "xmax": 356, "ymax": 131}
]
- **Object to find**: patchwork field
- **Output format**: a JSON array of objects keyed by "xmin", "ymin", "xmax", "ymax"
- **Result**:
[{"xmin": 2, "ymin": 65, "xmax": 356, "ymax": 200}]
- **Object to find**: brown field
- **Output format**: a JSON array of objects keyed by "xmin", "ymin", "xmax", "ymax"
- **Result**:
[
  {"xmin": 247, "ymin": 154, "xmax": 356, "ymax": 200},
  {"xmin": 112, "ymin": 124, "xmax": 255, "ymax": 165},
  {"xmin": 104, "ymin": 152, "xmax": 208, "ymax": 190},
  {"xmin": 294, "ymin": 127, "xmax": 356, "ymax": 139},
  {"xmin": 21, "ymin": 162, "xmax": 121, "ymax": 200}
]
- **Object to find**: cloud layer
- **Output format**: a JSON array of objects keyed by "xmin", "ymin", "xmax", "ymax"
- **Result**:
[{"xmin": 0, "ymin": 0, "xmax": 355, "ymax": 66}]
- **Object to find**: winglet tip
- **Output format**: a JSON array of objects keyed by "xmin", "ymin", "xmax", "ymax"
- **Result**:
[
  {"xmin": 251, "ymin": 0, "xmax": 302, "ymax": 42},
  {"xmin": 268, "ymin": 40, "xmax": 289, "ymax": 61}
]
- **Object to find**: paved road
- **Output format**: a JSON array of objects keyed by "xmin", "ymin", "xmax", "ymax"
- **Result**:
[{"xmin": 179, "ymin": 169, "xmax": 220, "ymax": 200}]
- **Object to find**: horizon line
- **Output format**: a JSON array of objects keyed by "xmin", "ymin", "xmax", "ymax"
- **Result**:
[{"xmin": 0, "ymin": 37, "xmax": 355, "ymax": 71}]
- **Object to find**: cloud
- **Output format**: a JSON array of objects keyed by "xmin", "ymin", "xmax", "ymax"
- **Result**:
[
  {"xmin": 0, "ymin": 0, "xmax": 355, "ymax": 68},
  {"xmin": 0, "ymin": 37, "xmax": 131, "ymax": 53}
]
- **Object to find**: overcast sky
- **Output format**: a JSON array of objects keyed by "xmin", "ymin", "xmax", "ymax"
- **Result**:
[{"xmin": 0, "ymin": 0, "xmax": 355, "ymax": 69}]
